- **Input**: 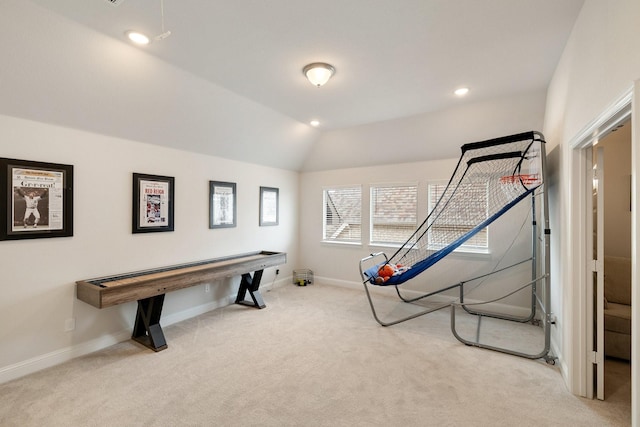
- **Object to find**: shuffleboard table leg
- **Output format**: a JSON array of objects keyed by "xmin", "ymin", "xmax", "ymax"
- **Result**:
[
  {"xmin": 132, "ymin": 294, "xmax": 168, "ymax": 352},
  {"xmin": 235, "ymin": 270, "xmax": 266, "ymax": 309}
]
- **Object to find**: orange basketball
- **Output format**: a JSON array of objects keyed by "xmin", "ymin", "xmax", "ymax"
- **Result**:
[{"xmin": 378, "ymin": 264, "xmax": 395, "ymax": 278}]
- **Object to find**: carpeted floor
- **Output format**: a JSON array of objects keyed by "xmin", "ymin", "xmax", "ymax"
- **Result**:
[{"xmin": 0, "ymin": 283, "xmax": 631, "ymax": 426}]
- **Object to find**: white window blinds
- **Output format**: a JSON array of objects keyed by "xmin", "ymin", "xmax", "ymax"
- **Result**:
[{"xmin": 323, "ymin": 186, "xmax": 361, "ymax": 243}]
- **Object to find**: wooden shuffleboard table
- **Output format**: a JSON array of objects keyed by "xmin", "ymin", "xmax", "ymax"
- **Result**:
[{"xmin": 76, "ymin": 250, "xmax": 286, "ymax": 351}]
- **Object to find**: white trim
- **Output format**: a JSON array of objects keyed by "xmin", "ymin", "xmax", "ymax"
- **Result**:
[
  {"xmin": 0, "ymin": 280, "xmax": 289, "ymax": 385},
  {"xmin": 322, "ymin": 185, "xmax": 363, "ymax": 244},
  {"xmin": 631, "ymin": 81, "xmax": 639, "ymax": 427},
  {"xmin": 369, "ymin": 182, "xmax": 418, "ymax": 246},
  {"xmin": 321, "ymin": 240, "xmax": 362, "ymax": 247},
  {"xmin": 570, "ymin": 87, "xmax": 633, "ymax": 149},
  {"xmin": 569, "ymin": 144, "xmax": 592, "ymax": 396},
  {"xmin": 0, "ymin": 329, "xmax": 131, "ymax": 385},
  {"xmin": 566, "ymin": 85, "xmax": 633, "ymax": 400}
]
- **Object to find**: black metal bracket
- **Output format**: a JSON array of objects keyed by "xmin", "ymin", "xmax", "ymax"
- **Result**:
[
  {"xmin": 130, "ymin": 269, "xmax": 266, "ymax": 352},
  {"xmin": 235, "ymin": 270, "xmax": 266, "ymax": 309},
  {"xmin": 132, "ymin": 294, "xmax": 168, "ymax": 352}
]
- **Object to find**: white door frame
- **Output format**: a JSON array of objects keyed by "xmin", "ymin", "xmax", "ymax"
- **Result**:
[
  {"xmin": 567, "ymin": 84, "xmax": 635, "ymax": 418},
  {"xmin": 592, "ymin": 146, "xmax": 606, "ymax": 400},
  {"xmin": 633, "ymin": 82, "xmax": 640, "ymax": 427}
]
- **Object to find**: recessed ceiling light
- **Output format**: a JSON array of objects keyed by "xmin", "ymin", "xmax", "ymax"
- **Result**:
[
  {"xmin": 126, "ymin": 31, "xmax": 150, "ymax": 45},
  {"xmin": 310, "ymin": 120, "xmax": 320, "ymax": 127},
  {"xmin": 454, "ymin": 87, "xmax": 469, "ymax": 96}
]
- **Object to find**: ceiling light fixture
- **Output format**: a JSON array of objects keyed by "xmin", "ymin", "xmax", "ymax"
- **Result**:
[
  {"xmin": 154, "ymin": 0, "xmax": 172, "ymax": 42},
  {"xmin": 126, "ymin": 0, "xmax": 171, "ymax": 46},
  {"xmin": 454, "ymin": 87, "xmax": 469, "ymax": 96},
  {"xmin": 303, "ymin": 63, "xmax": 335, "ymax": 87},
  {"xmin": 126, "ymin": 30, "xmax": 150, "ymax": 45},
  {"xmin": 310, "ymin": 120, "xmax": 320, "ymax": 127}
]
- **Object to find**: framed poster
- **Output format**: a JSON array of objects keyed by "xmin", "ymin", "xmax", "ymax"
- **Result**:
[
  {"xmin": 0, "ymin": 158, "xmax": 73, "ymax": 241},
  {"xmin": 209, "ymin": 181, "xmax": 236, "ymax": 228},
  {"xmin": 259, "ymin": 186, "xmax": 279, "ymax": 226},
  {"xmin": 132, "ymin": 173, "xmax": 174, "ymax": 233}
]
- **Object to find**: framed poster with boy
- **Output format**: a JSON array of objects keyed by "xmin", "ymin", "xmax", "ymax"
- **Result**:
[{"xmin": 0, "ymin": 158, "xmax": 73, "ymax": 241}]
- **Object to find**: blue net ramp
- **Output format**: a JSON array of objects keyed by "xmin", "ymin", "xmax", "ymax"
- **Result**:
[{"xmin": 362, "ymin": 131, "xmax": 545, "ymax": 286}]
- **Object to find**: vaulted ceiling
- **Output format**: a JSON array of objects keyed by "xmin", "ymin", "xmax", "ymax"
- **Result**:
[{"xmin": 6, "ymin": 1, "xmax": 585, "ymax": 170}]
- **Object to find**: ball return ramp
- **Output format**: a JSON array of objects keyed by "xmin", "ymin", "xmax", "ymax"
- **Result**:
[{"xmin": 359, "ymin": 131, "xmax": 552, "ymax": 362}]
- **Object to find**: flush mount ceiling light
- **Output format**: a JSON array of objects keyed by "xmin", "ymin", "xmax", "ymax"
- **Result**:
[
  {"xmin": 310, "ymin": 120, "xmax": 320, "ymax": 127},
  {"xmin": 454, "ymin": 87, "xmax": 470, "ymax": 96},
  {"xmin": 303, "ymin": 63, "xmax": 336, "ymax": 87}
]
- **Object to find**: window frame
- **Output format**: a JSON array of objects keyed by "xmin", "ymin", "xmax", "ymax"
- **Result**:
[
  {"xmin": 322, "ymin": 185, "xmax": 362, "ymax": 245},
  {"xmin": 369, "ymin": 182, "xmax": 418, "ymax": 248}
]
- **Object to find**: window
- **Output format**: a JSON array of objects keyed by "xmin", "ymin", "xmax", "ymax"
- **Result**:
[
  {"xmin": 427, "ymin": 182, "xmax": 488, "ymax": 250},
  {"xmin": 323, "ymin": 186, "xmax": 361, "ymax": 243},
  {"xmin": 370, "ymin": 184, "xmax": 417, "ymax": 246}
]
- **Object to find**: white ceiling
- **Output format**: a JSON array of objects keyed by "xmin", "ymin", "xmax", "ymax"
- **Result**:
[{"xmin": 28, "ymin": 0, "xmax": 584, "ymax": 131}]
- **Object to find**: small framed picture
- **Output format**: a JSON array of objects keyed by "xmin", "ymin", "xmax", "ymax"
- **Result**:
[
  {"xmin": 132, "ymin": 173, "xmax": 174, "ymax": 233},
  {"xmin": 209, "ymin": 181, "xmax": 236, "ymax": 228},
  {"xmin": 0, "ymin": 158, "xmax": 74, "ymax": 240},
  {"xmin": 259, "ymin": 186, "xmax": 279, "ymax": 226}
]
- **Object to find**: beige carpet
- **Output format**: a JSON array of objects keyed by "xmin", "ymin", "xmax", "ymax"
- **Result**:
[{"xmin": 0, "ymin": 283, "xmax": 631, "ymax": 426}]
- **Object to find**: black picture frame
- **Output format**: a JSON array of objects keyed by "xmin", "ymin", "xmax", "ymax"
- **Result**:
[
  {"xmin": 259, "ymin": 186, "xmax": 279, "ymax": 226},
  {"xmin": 132, "ymin": 173, "xmax": 174, "ymax": 233},
  {"xmin": 0, "ymin": 158, "xmax": 74, "ymax": 241},
  {"xmin": 209, "ymin": 181, "xmax": 237, "ymax": 229}
]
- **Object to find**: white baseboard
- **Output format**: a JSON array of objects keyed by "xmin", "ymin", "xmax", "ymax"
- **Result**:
[
  {"xmin": 0, "ymin": 293, "xmax": 235, "ymax": 385},
  {"xmin": 550, "ymin": 332, "xmax": 567, "ymax": 381},
  {"xmin": 0, "ymin": 277, "xmax": 295, "ymax": 385},
  {"xmin": 0, "ymin": 330, "xmax": 131, "ymax": 385},
  {"xmin": 316, "ymin": 275, "xmax": 360, "ymax": 290},
  {"xmin": 164, "ymin": 299, "xmax": 227, "ymax": 326}
]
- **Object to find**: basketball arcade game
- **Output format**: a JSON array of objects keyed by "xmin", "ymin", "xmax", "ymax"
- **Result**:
[{"xmin": 359, "ymin": 131, "xmax": 553, "ymax": 362}]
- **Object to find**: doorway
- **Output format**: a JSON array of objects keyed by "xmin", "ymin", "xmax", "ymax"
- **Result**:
[
  {"xmin": 592, "ymin": 120, "xmax": 632, "ymax": 404},
  {"xmin": 569, "ymin": 89, "xmax": 632, "ymax": 402},
  {"xmin": 568, "ymin": 84, "xmax": 637, "ymax": 423}
]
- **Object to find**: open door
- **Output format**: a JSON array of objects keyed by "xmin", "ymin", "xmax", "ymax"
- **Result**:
[{"xmin": 587, "ymin": 146, "xmax": 605, "ymax": 400}]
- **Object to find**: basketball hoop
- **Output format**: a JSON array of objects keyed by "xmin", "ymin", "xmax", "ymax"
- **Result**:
[{"xmin": 499, "ymin": 174, "xmax": 541, "ymax": 185}]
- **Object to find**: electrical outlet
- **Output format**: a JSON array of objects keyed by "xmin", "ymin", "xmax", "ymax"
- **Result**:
[
  {"xmin": 64, "ymin": 318, "xmax": 76, "ymax": 332},
  {"xmin": 205, "ymin": 284, "xmax": 210, "ymax": 292},
  {"xmin": 276, "ymin": 269, "xmax": 280, "ymax": 275}
]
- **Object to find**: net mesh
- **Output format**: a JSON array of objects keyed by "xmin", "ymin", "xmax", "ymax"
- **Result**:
[{"xmin": 380, "ymin": 133, "xmax": 544, "ymax": 282}]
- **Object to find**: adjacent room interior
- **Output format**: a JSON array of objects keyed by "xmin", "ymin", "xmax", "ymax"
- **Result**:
[{"xmin": 595, "ymin": 121, "xmax": 632, "ymax": 402}]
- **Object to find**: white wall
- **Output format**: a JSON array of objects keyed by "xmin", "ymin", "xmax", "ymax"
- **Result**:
[
  {"xmin": 0, "ymin": 114, "xmax": 298, "ymax": 382},
  {"xmin": 542, "ymin": 0, "xmax": 640, "ymax": 418},
  {"xmin": 299, "ymin": 87, "xmax": 547, "ymax": 312},
  {"xmin": 299, "ymin": 156, "xmax": 542, "ymax": 312},
  {"xmin": 601, "ymin": 123, "xmax": 632, "ymax": 259},
  {"xmin": 0, "ymin": 0, "xmax": 317, "ymax": 172},
  {"xmin": 302, "ymin": 90, "xmax": 547, "ymax": 171}
]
